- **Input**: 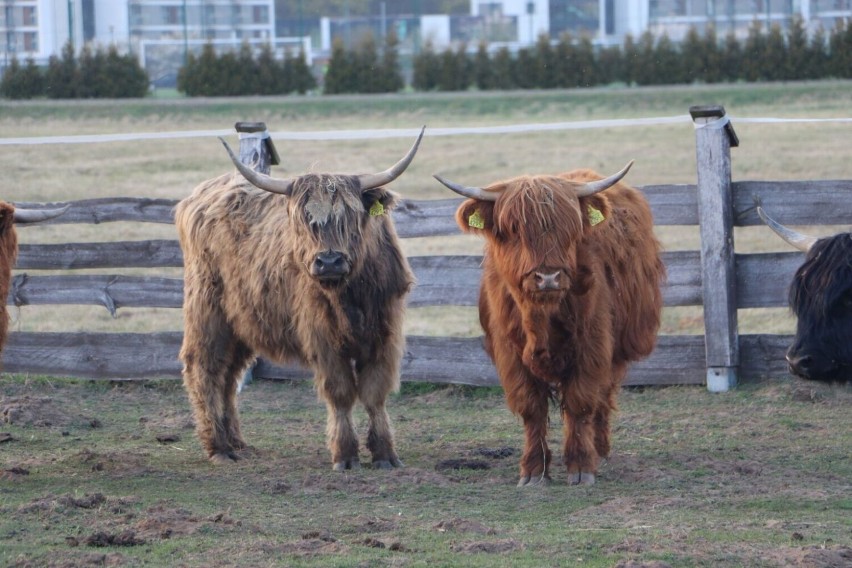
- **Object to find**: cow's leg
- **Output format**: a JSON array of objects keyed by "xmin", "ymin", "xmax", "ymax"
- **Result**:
[
  {"xmin": 181, "ymin": 311, "xmax": 251, "ymax": 464},
  {"xmin": 501, "ymin": 360, "xmax": 552, "ymax": 486},
  {"xmin": 560, "ymin": 383, "xmax": 603, "ymax": 485},
  {"xmin": 357, "ymin": 343, "xmax": 403, "ymax": 470},
  {"xmin": 180, "ymin": 258, "xmax": 255, "ymax": 464},
  {"xmin": 593, "ymin": 363, "xmax": 625, "ymax": 461},
  {"xmin": 314, "ymin": 358, "xmax": 360, "ymax": 471}
]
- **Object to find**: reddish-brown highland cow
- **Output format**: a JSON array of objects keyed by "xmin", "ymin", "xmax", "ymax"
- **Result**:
[
  {"xmin": 175, "ymin": 129, "xmax": 423, "ymax": 468},
  {"xmin": 435, "ymin": 162, "xmax": 665, "ymax": 486},
  {"xmin": 0, "ymin": 202, "xmax": 69, "ymax": 357}
]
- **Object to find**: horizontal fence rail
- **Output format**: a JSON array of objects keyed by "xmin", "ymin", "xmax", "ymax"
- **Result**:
[{"xmin": 5, "ymin": 112, "xmax": 852, "ymax": 389}]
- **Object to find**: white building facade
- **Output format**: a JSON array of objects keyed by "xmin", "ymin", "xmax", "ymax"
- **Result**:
[{"xmin": 1, "ymin": 0, "xmax": 276, "ymax": 72}]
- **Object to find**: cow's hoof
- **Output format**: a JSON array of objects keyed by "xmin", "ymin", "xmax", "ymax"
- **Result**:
[
  {"xmin": 332, "ymin": 459, "xmax": 361, "ymax": 472},
  {"xmin": 567, "ymin": 472, "xmax": 595, "ymax": 485},
  {"xmin": 517, "ymin": 474, "xmax": 551, "ymax": 487},
  {"xmin": 209, "ymin": 452, "xmax": 239, "ymax": 465},
  {"xmin": 373, "ymin": 457, "xmax": 404, "ymax": 470}
]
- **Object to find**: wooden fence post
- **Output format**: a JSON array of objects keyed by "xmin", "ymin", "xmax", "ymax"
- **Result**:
[
  {"xmin": 691, "ymin": 105, "xmax": 740, "ymax": 392},
  {"xmin": 234, "ymin": 122, "xmax": 280, "ymax": 388},
  {"xmin": 235, "ymin": 121, "xmax": 280, "ymax": 175}
]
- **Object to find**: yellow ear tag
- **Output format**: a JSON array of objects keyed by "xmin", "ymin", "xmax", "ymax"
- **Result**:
[
  {"xmin": 468, "ymin": 210, "xmax": 485, "ymax": 229},
  {"xmin": 369, "ymin": 200, "xmax": 385, "ymax": 216},
  {"xmin": 587, "ymin": 205, "xmax": 605, "ymax": 226}
]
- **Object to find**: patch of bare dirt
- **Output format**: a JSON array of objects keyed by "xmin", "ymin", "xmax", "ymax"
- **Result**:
[
  {"xmin": 435, "ymin": 458, "xmax": 491, "ymax": 471},
  {"xmin": 74, "ymin": 449, "xmax": 152, "ymax": 476},
  {"xmin": 603, "ymin": 454, "xmax": 673, "ymax": 484},
  {"xmin": 299, "ymin": 466, "xmax": 452, "ymax": 496},
  {"xmin": 350, "ymin": 515, "xmax": 399, "ymax": 534},
  {"xmin": 451, "ymin": 538, "xmax": 524, "ymax": 554},
  {"xmin": 765, "ymin": 545, "xmax": 852, "ymax": 568},
  {"xmin": 1, "ymin": 396, "xmax": 73, "ymax": 427},
  {"xmin": 263, "ymin": 533, "xmax": 349, "ymax": 557},
  {"xmin": 613, "ymin": 561, "xmax": 673, "ymax": 568},
  {"xmin": 435, "ymin": 518, "xmax": 497, "ymax": 535},
  {"xmin": 10, "ymin": 552, "xmax": 127, "ymax": 567}
]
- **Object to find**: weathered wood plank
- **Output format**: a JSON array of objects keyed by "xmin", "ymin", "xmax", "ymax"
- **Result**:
[
  {"xmin": 735, "ymin": 252, "xmax": 802, "ymax": 309},
  {"xmin": 9, "ymin": 251, "xmax": 703, "ymax": 309},
  {"xmin": 16, "ymin": 240, "xmax": 184, "ymax": 269},
  {"xmin": 12, "ymin": 188, "xmax": 700, "ymax": 237},
  {"xmin": 733, "ymin": 180, "xmax": 852, "ymax": 226},
  {"xmin": 3, "ymin": 332, "xmax": 708, "ymax": 386},
  {"xmin": 12, "ymin": 198, "xmax": 178, "ymax": 225},
  {"xmin": 2, "ymin": 331, "xmax": 794, "ymax": 385},
  {"xmin": 7, "ymin": 274, "xmax": 184, "ymax": 313}
]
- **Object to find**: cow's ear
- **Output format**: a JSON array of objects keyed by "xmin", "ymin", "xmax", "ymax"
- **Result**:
[
  {"xmin": 455, "ymin": 199, "xmax": 495, "ymax": 235},
  {"xmin": 579, "ymin": 194, "xmax": 612, "ymax": 232},
  {"xmin": 362, "ymin": 187, "xmax": 399, "ymax": 217}
]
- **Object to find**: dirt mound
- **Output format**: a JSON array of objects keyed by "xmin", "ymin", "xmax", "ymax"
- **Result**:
[
  {"xmin": 2, "ymin": 396, "xmax": 73, "ymax": 427},
  {"xmin": 451, "ymin": 538, "xmax": 524, "ymax": 554},
  {"xmin": 435, "ymin": 518, "xmax": 497, "ymax": 535}
]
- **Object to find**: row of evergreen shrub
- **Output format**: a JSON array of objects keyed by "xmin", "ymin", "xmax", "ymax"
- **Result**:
[
  {"xmin": 177, "ymin": 43, "xmax": 316, "ymax": 96},
  {"xmin": 3, "ymin": 16, "xmax": 851, "ymax": 99},
  {"xmin": 0, "ymin": 42, "xmax": 148, "ymax": 99},
  {"xmin": 412, "ymin": 17, "xmax": 852, "ymax": 92}
]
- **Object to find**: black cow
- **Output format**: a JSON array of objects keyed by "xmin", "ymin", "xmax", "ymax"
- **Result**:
[{"xmin": 758, "ymin": 206, "xmax": 851, "ymax": 383}]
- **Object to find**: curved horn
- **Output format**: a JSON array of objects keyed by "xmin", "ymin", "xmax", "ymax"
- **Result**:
[
  {"xmin": 575, "ymin": 160, "xmax": 635, "ymax": 197},
  {"xmin": 219, "ymin": 137, "xmax": 296, "ymax": 196},
  {"xmin": 356, "ymin": 126, "xmax": 425, "ymax": 191},
  {"xmin": 432, "ymin": 175, "xmax": 500, "ymax": 202},
  {"xmin": 13, "ymin": 204, "xmax": 71, "ymax": 224},
  {"xmin": 756, "ymin": 206, "xmax": 817, "ymax": 253}
]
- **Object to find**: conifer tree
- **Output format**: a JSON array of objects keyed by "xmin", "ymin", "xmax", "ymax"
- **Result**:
[
  {"xmin": 0, "ymin": 56, "xmax": 44, "ymax": 99},
  {"xmin": 472, "ymin": 41, "xmax": 495, "ymax": 90},
  {"xmin": 808, "ymin": 25, "xmax": 829, "ymax": 80},
  {"xmin": 412, "ymin": 40, "xmax": 440, "ymax": 91},
  {"xmin": 702, "ymin": 25, "xmax": 722, "ymax": 84},
  {"xmin": 720, "ymin": 30, "xmax": 742, "ymax": 82},
  {"xmin": 574, "ymin": 36, "xmax": 597, "ymax": 87},
  {"xmin": 653, "ymin": 33, "xmax": 680, "ymax": 84},
  {"xmin": 288, "ymin": 49, "xmax": 317, "ymax": 94},
  {"xmin": 742, "ymin": 20, "xmax": 767, "ymax": 82},
  {"xmin": 491, "ymin": 46, "xmax": 515, "ymax": 89},
  {"xmin": 378, "ymin": 31, "xmax": 404, "ymax": 93},
  {"xmin": 324, "ymin": 37, "xmax": 354, "ymax": 94},
  {"xmin": 763, "ymin": 24, "xmax": 787, "ymax": 81},
  {"xmin": 534, "ymin": 33, "xmax": 556, "ymax": 88},
  {"xmin": 45, "ymin": 41, "xmax": 81, "ymax": 98}
]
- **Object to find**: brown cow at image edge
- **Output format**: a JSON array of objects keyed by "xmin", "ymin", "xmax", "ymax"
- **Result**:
[
  {"xmin": 434, "ymin": 162, "xmax": 665, "ymax": 486},
  {"xmin": 175, "ymin": 129, "xmax": 423, "ymax": 468},
  {"xmin": 0, "ymin": 202, "xmax": 69, "ymax": 359}
]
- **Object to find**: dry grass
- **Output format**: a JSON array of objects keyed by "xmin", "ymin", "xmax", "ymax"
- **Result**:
[{"xmin": 2, "ymin": 82, "xmax": 851, "ymax": 336}]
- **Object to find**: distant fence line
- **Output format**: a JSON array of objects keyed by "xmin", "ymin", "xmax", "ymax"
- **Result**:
[
  {"xmin": 3, "ymin": 114, "xmax": 852, "ymax": 146},
  {"xmin": 5, "ymin": 107, "xmax": 852, "ymax": 391}
]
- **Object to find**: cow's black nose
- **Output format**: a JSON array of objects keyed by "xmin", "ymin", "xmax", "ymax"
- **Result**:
[
  {"xmin": 786, "ymin": 353, "xmax": 813, "ymax": 376},
  {"xmin": 313, "ymin": 251, "xmax": 349, "ymax": 279}
]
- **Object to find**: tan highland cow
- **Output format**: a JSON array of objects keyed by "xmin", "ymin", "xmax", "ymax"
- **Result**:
[{"xmin": 175, "ymin": 129, "xmax": 423, "ymax": 468}]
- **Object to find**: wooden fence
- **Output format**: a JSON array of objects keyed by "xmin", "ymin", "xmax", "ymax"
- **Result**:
[{"xmin": 5, "ymin": 107, "xmax": 852, "ymax": 390}]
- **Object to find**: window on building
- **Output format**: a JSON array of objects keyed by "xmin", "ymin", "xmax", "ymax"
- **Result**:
[
  {"xmin": 253, "ymin": 5, "xmax": 269, "ymax": 24},
  {"xmin": 23, "ymin": 31, "xmax": 37, "ymax": 51},
  {"xmin": 163, "ymin": 6, "xmax": 180, "ymax": 26},
  {"xmin": 21, "ymin": 6, "xmax": 37, "ymax": 26}
]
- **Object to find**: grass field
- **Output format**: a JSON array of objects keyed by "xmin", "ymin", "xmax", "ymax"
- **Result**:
[
  {"xmin": 1, "ymin": 375, "xmax": 850, "ymax": 567},
  {"xmin": 1, "ymin": 82, "xmax": 851, "ymax": 566}
]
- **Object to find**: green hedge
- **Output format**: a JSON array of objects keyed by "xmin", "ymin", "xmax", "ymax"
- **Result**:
[
  {"xmin": 412, "ymin": 18, "xmax": 852, "ymax": 91},
  {"xmin": 177, "ymin": 43, "xmax": 316, "ymax": 97},
  {"xmin": 1, "ymin": 42, "xmax": 148, "ymax": 99}
]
